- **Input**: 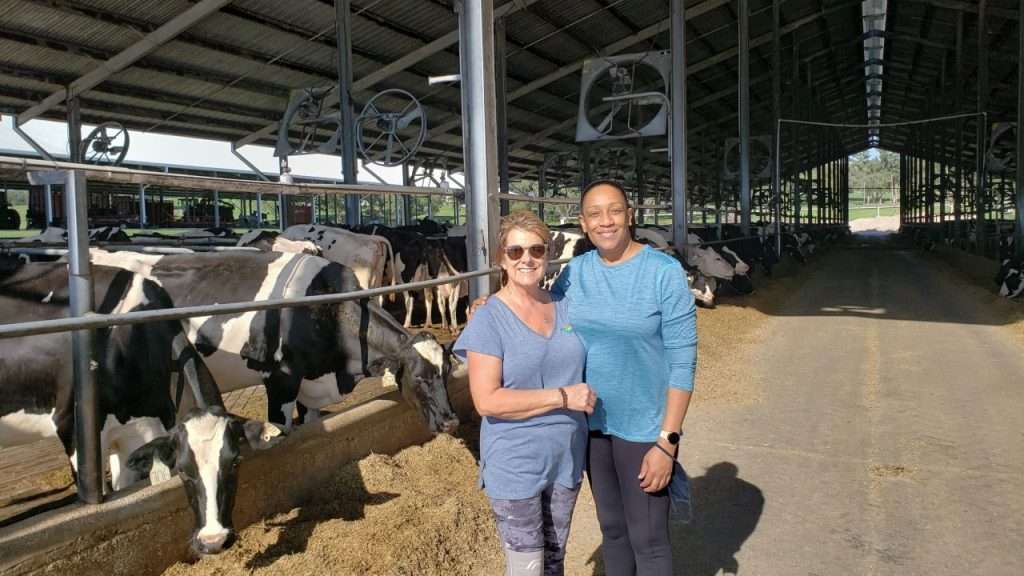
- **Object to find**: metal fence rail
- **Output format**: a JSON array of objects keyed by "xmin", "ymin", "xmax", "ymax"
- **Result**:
[{"xmin": 0, "ymin": 265, "xmax": 497, "ymax": 340}]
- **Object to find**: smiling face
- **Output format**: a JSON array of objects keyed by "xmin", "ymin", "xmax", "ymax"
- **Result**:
[
  {"xmin": 501, "ymin": 227, "xmax": 549, "ymax": 289},
  {"xmin": 580, "ymin": 183, "xmax": 634, "ymax": 255}
]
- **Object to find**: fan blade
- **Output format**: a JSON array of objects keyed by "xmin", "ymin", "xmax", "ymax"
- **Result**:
[
  {"xmin": 396, "ymin": 108, "xmax": 422, "ymax": 130},
  {"xmin": 596, "ymin": 108, "xmax": 617, "ymax": 134}
]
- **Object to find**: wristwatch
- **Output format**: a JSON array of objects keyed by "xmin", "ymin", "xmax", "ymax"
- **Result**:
[{"xmin": 659, "ymin": 429, "xmax": 681, "ymax": 445}]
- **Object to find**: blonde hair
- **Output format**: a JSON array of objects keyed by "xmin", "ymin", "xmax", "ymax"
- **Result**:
[{"xmin": 498, "ymin": 210, "xmax": 551, "ymax": 251}]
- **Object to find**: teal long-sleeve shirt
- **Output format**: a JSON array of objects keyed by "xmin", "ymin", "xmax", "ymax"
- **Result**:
[{"xmin": 552, "ymin": 245, "xmax": 697, "ymax": 442}]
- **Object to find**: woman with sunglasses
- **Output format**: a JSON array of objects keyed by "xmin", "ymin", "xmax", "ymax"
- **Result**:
[
  {"xmin": 454, "ymin": 210, "xmax": 596, "ymax": 576},
  {"xmin": 552, "ymin": 179, "xmax": 697, "ymax": 575}
]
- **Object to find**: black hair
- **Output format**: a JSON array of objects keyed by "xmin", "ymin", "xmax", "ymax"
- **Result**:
[{"xmin": 580, "ymin": 179, "xmax": 630, "ymax": 208}]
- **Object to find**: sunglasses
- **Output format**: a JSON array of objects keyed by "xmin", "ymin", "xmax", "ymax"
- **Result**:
[{"xmin": 503, "ymin": 244, "xmax": 547, "ymax": 260}]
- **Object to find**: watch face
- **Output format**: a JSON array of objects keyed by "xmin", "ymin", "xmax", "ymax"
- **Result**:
[{"xmin": 667, "ymin": 432, "xmax": 680, "ymax": 445}]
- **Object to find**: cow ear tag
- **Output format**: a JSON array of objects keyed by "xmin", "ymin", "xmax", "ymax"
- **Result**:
[
  {"xmin": 262, "ymin": 423, "xmax": 283, "ymax": 443},
  {"xmin": 381, "ymin": 367, "xmax": 399, "ymax": 389}
]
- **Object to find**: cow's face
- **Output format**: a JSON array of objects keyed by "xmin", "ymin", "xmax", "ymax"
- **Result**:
[
  {"xmin": 127, "ymin": 407, "xmax": 283, "ymax": 556},
  {"xmin": 369, "ymin": 332, "xmax": 459, "ymax": 435},
  {"xmin": 686, "ymin": 246, "xmax": 735, "ymax": 280}
]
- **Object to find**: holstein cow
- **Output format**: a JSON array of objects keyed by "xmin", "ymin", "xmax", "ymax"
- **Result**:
[
  {"xmin": 997, "ymin": 256, "xmax": 1023, "ymax": 298},
  {"xmin": 13, "ymin": 225, "xmax": 131, "ymax": 244},
  {"xmin": 683, "ymin": 234, "xmax": 754, "ymax": 295},
  {"xmin": 236, "ymin": 229, "xmax": 320, "ymax": 255},
  {"xmin": 126, "ymin": 404, "xmax": 282, "ymax": 556},
  {"xmin": 350, "ymin": 224, "xmax": 433, "ymax": 327},
  {"xmin": 0, "ymin": 258, "xmax": 285, "ymax": 556},
  {"xmin": 90, "ymin": 250, "xmax": 460, "ymax": 433},
  {"xmin": 280, "ymin": 224, "xmax": 394, "ymax": 305},
  {"xmin": 433, "ymin": 234, "xmax": 469, "ymax": 333},
  {"xmin": 0, "ymin": 258, "xmax": 220, "ymax": 489}
]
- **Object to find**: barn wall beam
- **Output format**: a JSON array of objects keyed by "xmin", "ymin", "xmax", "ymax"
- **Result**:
[
  {"xmin": 976, "ymin": 0, "xmax": 988, "ymax": 255},
  {"xmin": 738, "ymin": 0, "xmax": 751, "ymax": 234},
  {"xmin": 1017, "ymin": 0, "xmax": 1024, "ymax": 258},
  {"xmin": 671, "ymin": 0, "xmax": 689, "ymax": 247},
  {"xmin": 337, "ymin": 0, "xmax": 360, "ymax": 226},
  {"xmin": 17, "ymin": 0, "xmax": 234, "ymax": 125},
  {"xmin": 458, "ymin": 0, "xmax": 500, "ymax": 300}
]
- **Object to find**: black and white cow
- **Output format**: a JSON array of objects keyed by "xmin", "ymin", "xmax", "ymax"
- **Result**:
[
  {"xmin": 13, "ymin": 225, "xmax": 131, "ymax": 244},
  {"xmin": 997, "ymin": 256, "xmax": 1023, "ymax": 298},
  {"xmin": 0, "ymin": 258, "xmax": 286, "ymax": 556},
  {"xmin": 0, "ymin": 258, "xmax": 221, "ymax": 487},
  {"xmin": 281, "ymin": 225, "xmax": 394, "ymax": 306},
  {"xmin": 236, "ymin": 229, "xmax": 320, "ymax": 255},
  {"xmin": 683, "ymin": 234, "xmax": 754, "ymax": 296},
  {"xmin": 126, "ymin": 404, "xmax": 282, "ymax": 556},
  {"xmin": 90, "ymin": 250, "xmax": 460, "ymax": 433},
  {"xmin": 351, "ymin": 224, "xmax": 435, "ymax": 327}
]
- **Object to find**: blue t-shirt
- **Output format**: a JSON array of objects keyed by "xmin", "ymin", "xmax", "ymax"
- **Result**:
[
  {"xmin": 453, "ymin": 297, "xmax": 588, "ymax": 500},
  {"xmin": 552, "ymin": 245, "xmax": 697, "ymax": 442}
]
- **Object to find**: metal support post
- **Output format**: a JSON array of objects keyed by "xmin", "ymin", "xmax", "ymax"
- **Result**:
[
  {"xmin": 213, "ymin": 190, "xmax": 220, "ymax": 228},
  {"xmin": 538, "ymin": 154, "xmax": 548, "ymax": 222},
  {"xmin": 976, "ymin": 0, "xmax": 989, "ymax": 254},
  {"xmin": 1016, "ymin": 0, "xmax": 1024, "ymax": 258},
  {"xmin": 954, "ymin": 12, "xmax": 964, "ymax": 238},
  {"xmin": 771, "ymin": 0, "xmax": 782, "ymax": 245},
  {"xmin": 139, "ymin": 184, "xmax": 147, "ymax": 228},
  {"xmin": 458, "ymin": 0, "xmax": 500, "ymax": 300},
  {"xmin": 336, "ymin": 0, "xmax": 360, "ymax": 226},
  {"xmin": 67, "ymin": 96, "xmax": 82, "ymax": 163},
  {"xmin": 279, "ymin": 192, "xmax": 286, "ymax": 231},
  {"xmin": 400, "ymin": 163, "xmax": 412, "ymax": 225},
  {"xmin": 671, "ymin": 0, "xmax": 689, "ymax": 247},
  {"xmin": 738, "ymin": 0, "xmax": 751, "ymax": 235},
  {"xmin": 635, "ymin": 137, "xmax": 646, "ymax": 225},
  {"xmin": 581, "ymin": 143, "xmax": 593, "ymax": 189},
  {"xmin": 44, "ymin": 184, "xmax": 54, "ymax": 227},
  {"xmin": 256, "ymin": 191, "xmax": 263, "ymax": 227},
  {"xmin": 495, "ymin": 18, "xmax": 510, "ymax": 216},
  {"xmin": 65, "ymin": 170, "xmax": 101, "ymax": 504}
]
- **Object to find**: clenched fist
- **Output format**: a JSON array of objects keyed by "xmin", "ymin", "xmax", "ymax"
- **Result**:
[{"xmin": 561, "ymin": 382, "xmax": 597, "ymax": 414}]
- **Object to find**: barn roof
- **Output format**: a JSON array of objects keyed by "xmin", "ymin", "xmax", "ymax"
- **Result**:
[{"xmin": 0, "ymin": 0, "xmax": 1019, "ymax": 181}]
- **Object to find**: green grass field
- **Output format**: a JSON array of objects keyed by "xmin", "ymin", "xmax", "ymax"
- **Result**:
[{"xmin": 849, "ymin": 206, "xmax": 899, "ymax": 220}]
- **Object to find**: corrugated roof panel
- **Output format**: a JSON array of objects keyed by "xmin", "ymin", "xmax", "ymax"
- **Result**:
[{"xmin": 358, "ymin": 0, "xmax": 458, "ymax": 43}]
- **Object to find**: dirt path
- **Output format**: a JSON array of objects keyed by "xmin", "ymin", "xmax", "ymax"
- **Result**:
[{"xmin": 665, "ymin": 244, "xmax": 1024, "ymax": 576}]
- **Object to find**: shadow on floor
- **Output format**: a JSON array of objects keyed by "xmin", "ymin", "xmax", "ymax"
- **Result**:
[{"xmin": 586, "ymin": 462, "xmax": 763, "ymax": 575}]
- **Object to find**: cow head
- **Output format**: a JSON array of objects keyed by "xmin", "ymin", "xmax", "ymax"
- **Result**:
[
  {"xmin": 127, "ymin": 406, "xmax": 283, "ymax": 556},
  {"xmin": 684, "ymin": 245, "xmax": 735, "ymax": 280},
  {"xmin": 368, "ymin": 332, "xmax": 459, "ymax": 435}
]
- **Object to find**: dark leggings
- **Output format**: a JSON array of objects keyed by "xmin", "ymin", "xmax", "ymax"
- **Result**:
[{"xmin": 588, "ymin": 431, "xmax": 672, "ymax": 575}]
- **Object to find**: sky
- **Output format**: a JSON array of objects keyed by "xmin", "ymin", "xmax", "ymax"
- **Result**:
[{"xmin": 0, "ymin": 115, "xmax": 408, "ymax": 185}]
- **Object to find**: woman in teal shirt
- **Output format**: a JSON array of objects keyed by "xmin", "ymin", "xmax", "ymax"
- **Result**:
[{"xmin": 552, "ymin": 180, "xmax": 697, "ymax": 575}]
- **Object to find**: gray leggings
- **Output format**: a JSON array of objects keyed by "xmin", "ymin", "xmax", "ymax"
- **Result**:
[
  {"xmin": 588, "ymin": 431, "xmax": 673, "ymax": 575},
  {"xmin": 488, "ymin": 482, "xmax": 582, "ymax": 576}
]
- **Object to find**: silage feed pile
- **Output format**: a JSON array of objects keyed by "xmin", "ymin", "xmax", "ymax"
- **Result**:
[{"xmin": 163, "ymin": 431, "xmax": 503, "ymax": 576}]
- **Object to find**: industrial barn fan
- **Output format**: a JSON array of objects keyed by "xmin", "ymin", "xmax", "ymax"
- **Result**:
[
  {"xmin": 275, "ymin": 86, "xmax": 343, "ymax": 157},
  {"xmin": 575, "ymin": 51, "xmax": 671, "ymax": 142},
  {"xmin": 722, "ymin": 136, "xmax": 773, "ymax": 180},
  {"xmin": 356, "ymin": 89, "xmax": 426, "ymax": 166},
  {"xmin": 987, "ymin": 122, "xmax": 1016, "ymax": 174},
  {"xmin": 80, "ymin": 121, "xmax": 129, "ymax": 166}
]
